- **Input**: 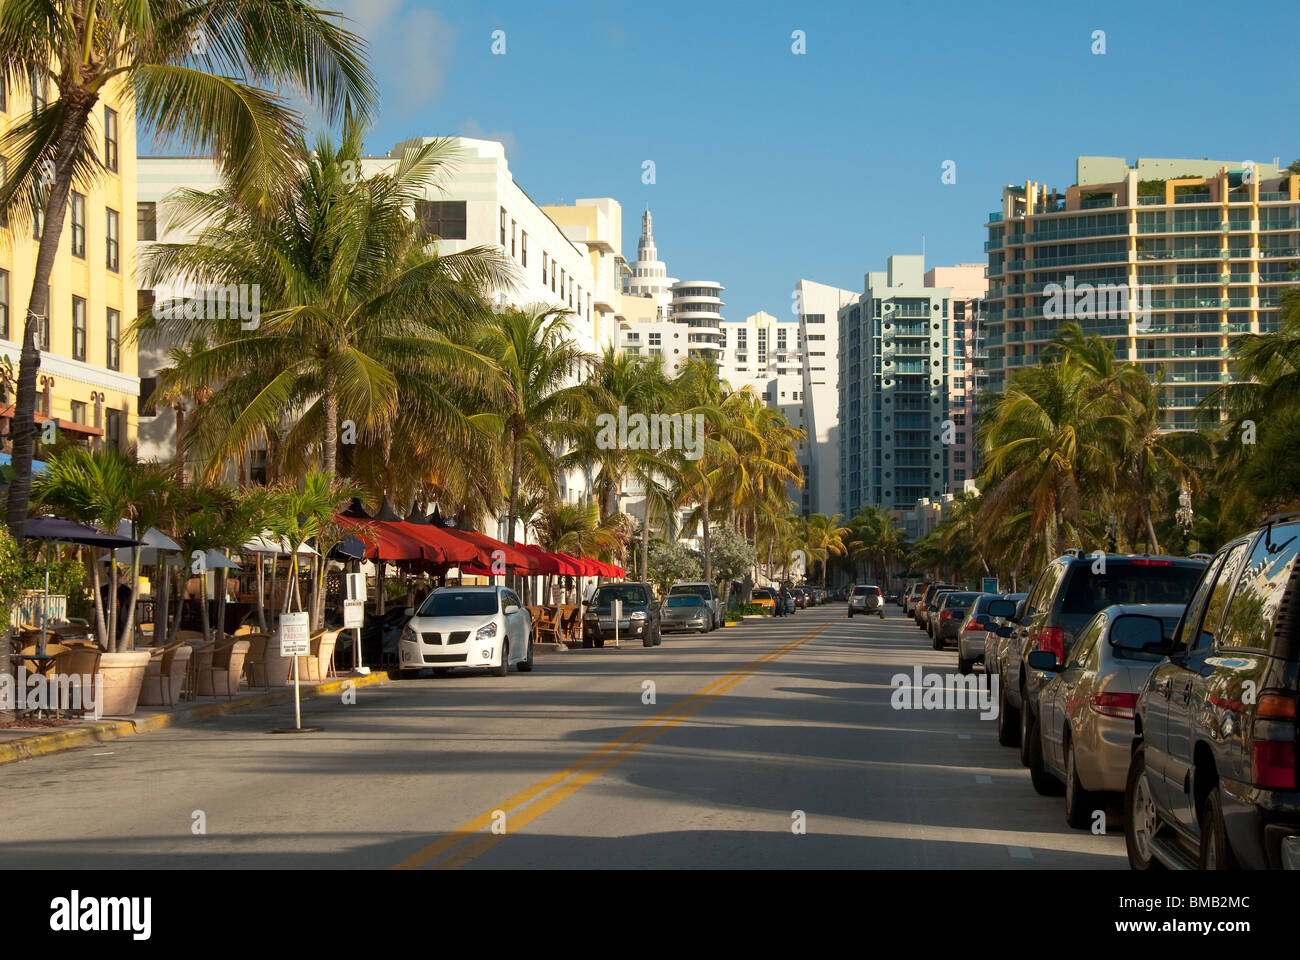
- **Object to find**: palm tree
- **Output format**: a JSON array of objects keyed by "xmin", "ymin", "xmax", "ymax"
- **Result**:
[
  {"xmin": 977, "ymin": 359, "xmax": 1120, "ymax": 560},
  {"xmin": 477, "ymin": 305, "xmax": 592, "ymax": 551},
  {"xmin": 0, "ymin": 0, "xmax": 376, "ymax": 538},
  {"xmin": 134, "ymin": 127, "xmax": 513, "ymax": 482}
]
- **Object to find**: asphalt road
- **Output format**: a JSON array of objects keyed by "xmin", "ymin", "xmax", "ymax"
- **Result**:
[{"xmin": 0, "ymin": 602, "xmax": 1127, "ymax": 869}]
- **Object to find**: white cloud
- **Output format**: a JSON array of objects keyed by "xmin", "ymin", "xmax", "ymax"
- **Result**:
[{"xmin": 334, "ymin": 0, "xmax": 455, "ymax": 113}]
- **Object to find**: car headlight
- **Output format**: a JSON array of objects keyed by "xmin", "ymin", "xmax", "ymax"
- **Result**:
[
  {"xmin": 629, "ymin": 610, "xmax": 647, "ymax": 620},
  {"xmin": 401, "ymin": 624, "xmax": 417, "ymax": 644},
  {"xmin": 477, "ymin": 622, "xmax": 498, "ymax": 641}
]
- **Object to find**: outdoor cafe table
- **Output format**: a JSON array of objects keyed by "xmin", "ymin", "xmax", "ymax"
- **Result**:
[{"xmin": 10, "ymin": 652, "xmax": 63, "ymax": 717}]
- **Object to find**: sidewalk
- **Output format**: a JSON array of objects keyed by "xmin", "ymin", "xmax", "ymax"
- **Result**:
[{"xmin": 0, "ymin": 670, "xmax": 393, "ymax": 767}]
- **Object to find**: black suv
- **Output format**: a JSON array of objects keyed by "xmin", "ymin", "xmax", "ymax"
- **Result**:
[
  {"xmin": 989, "ymin": 553, "xmax": 1207, "ymax": 791},
  {"xmin": 584, "ymin": 582, "xmax": 662, "ymax": 648},
  {"xmin": 1125, "ymin": 516, "xmax": 1300, "ymax": 870}
]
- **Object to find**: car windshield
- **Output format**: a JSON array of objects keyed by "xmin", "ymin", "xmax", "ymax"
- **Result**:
[
  {"xmin": 593, "ymin": 585, "xmax": 649, "ymax": 605},
  {"xmin": 420, "ymin": 591, "xmax": 498, "ymax": 618},
  {"xmin": 667, "ymin": 596, "xmax": 703, "ymax": 607},
  {"xmin": 943, "ymin": 592, "xmax": 980, "ymax": 610},
  {"xmin": 754, "ymin": 589, "xmax": 774, "ymax": 599},
  {"xmin": 670, "ymin": 585, "xmax": 709, "ymax": 599},
  {"xmin": 1061, "ymin": 563, "xmax": 1204, "ymax": 615}
]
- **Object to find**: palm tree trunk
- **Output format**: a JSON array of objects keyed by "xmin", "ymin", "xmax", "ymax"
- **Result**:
[
  {"xmin": 505, "ymin": 441, "xmax": 523, "ymax": 591},
  {"xmin": 88, "ymin": 554, "xmax": 107, "ymax": 648},
  {"xmin": 640, "ymin": 497, "xmax": 652, "ymax": 580},
  {"xmin": 6, "ymin": 104, "xmax": 95, "ymax": 539},
  {"xmin": 174, "ymin": 404, "xmax": 186, "ymax": 485},
  {"xmin": 120, "ymin": 543, "xmax": 143, "ymax": 650},
  {"xmin": 322, "ymin": 379, "xmax": 339, "ymax": 476},
  {"xmin": 108, "ymin": 561, "xmax": 121, "ymax": 653},
  {"xmin": 701, "ymin": 487, "xmax": 713, "ymax": 585}
]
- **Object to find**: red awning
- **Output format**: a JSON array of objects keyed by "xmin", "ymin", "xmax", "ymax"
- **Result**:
[
  {"xmin": 443, "ymin": 528, "xmax": 540, "ymax": 575},
  {"xmin": 513, "ymin": 543, "xmax": 564, "ymax": 574},
  {"xmin": 399, "ymin": 521, "xmax": 489, "ymax": 566},
  {"xmin": 335, "ymin": 516, "xmax": 428, "ymax": 562}
]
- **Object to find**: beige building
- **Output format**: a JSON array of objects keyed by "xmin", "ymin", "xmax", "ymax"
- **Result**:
[{"xmin": 0, "ymin": 70, "xmax": 140, "ymax": 457}]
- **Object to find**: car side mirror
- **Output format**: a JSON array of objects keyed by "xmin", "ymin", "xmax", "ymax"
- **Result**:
[
  {"xmin": 997, "ymin": 625, "xmax": 1014, "ymax": 638},
  {"xmin": 503, "ymin": 603, "xmax": 520, "ymax": 615},
  {"xmin": 1026, "ymin": 649, "xmax": 1060, "ymax": 672}
]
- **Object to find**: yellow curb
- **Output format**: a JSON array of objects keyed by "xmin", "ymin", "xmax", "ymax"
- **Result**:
[{"xmin": 0, "ymin": 670, "xmax": 394, "ymax": 767}]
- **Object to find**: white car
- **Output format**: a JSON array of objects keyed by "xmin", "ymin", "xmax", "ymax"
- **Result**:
[{"xmin": 398, "ymin": 586, "xmax": 533, "ymax": 677}]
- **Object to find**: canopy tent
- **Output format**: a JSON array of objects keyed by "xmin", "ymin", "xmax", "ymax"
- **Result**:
[
  {"xmin": 241, "ymin": 533, "xmax": 317, "ymax": 556},
  {"xmin": 23, "ymin": 516, "xmax": 140, "ymax": 653},
  {"xmin": 335, "ymin": 515, "xmax": 429, "ymax": 563},
  {"xmin": 446, "ymin": 528, "xmax": 540, "ymax": 576},
  {"xmin": 104, "ymin": 520, "xmax": 182, "ymax": 565}
]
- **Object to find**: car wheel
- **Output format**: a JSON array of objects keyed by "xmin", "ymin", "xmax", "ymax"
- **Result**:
[
  {"xmin": 1124, "ymin": 745, "xmax": 1164, "ymax": 870},
  {"xmin": 1064, "ymin": 737, "xmax": 1097, "ymax": 829},
  {"xmin": 492, "ymin": 642, "xmax": 509, "ymax": 677},
  {"xmin": 996, "ymin": 681, "xmax": 1020, "ymax": 747},
  {"xmin": 581, "ymin": 637, "xmax": 594, "ymax": 649},
  {"xmin": 957, "ymin": 653, "xmax": 971, "ymax": 675},
  {"xmin": 879, "ymin": 610, "xmax": 885, "ymax": 619},
  {"xmin": 652, "ymin": 628, "xmax": 662, "ymax": 646},
  {"xmin": 1198, "ymin": 785, "xmax": 1235, "ymax": 870},
  {"xmin": 1027, "ymin": 712, "xmax": 1063, "ymax": 796},
  {"xmin": 1018, "ymin": 698, "xmax": 1034, "ymax": 767},
  {"xmin": 593, "ymin": 635, "xmax": 605, "ymax": 649},
  {"xmin": 516, "ymin": 636, "xmax": 534, "ymax": 672}
]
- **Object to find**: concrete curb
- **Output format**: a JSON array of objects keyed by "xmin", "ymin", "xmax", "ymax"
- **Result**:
[{"xmin": 0, "ymin": 671, "xmax": 394, "ymax": 767}]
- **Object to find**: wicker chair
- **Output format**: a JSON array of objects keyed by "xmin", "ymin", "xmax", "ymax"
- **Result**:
[
  {"xmin": 53, "ymin": 645, "xmax": 103, "ymax": 717},
  {"xmin": 196, "ymin": 640, "xmax": 250, "ymax": 699},
  {"xmin": 240, "ymin": 633, "xmax": 273, "ymax": 691},
  {"xmin": 140, "ymin": 642, "xmax": 192, "ymax": 706},
  {"xmin": 302, "ymin": 630, "xmax": 340, "ymax": 682}
]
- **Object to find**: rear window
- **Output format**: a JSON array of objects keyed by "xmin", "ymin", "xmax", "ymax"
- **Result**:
[
  {"xmin": 753, "ymin": 589, "xmax": 774, "ymax": 599},
  {"xmin": 853, "ymin": 586, "xmax": 868, "ymax": 595},
  {"xmin": 943, "ymin": 592, "xmax": 980, "ymax": 610},
  {"xmin": 667, "ymin": 595, "xmax": 703, "ymax": 607},
  {"xmin": 1060, "ymin": 563, "xmax": 1204, "ymax": 616},
  {"xmin": 421, "ymin": 590, "xmax": 498, "ymax": 618},
  {"xmin": 1220, "ymin": 524, "xmax": 1300, "ymax": 655},
  {"xmin": 594, "ymin": 585, "xmax": 649, "ymax": 605},
  {"xmin": 670, "ymin": 585, "xmax": 711, "ymax": 599}
]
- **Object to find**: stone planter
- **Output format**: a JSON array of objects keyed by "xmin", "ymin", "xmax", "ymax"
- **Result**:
[{"xmin": 97, "ymin": 650, "xmax": 152, "ymax": 716}]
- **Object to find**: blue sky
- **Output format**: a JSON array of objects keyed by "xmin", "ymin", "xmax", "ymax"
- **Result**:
[{"xmin": 332, "ymin": 0, "xmax": 1297, "ymax": 323}]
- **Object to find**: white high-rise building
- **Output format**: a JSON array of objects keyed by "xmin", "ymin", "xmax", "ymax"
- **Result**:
[
  {"xmin": 795, "ymin": 280, "xmax": 860, "ymax": 517},
  {"xmin": 623, "ymin": 207, "xmax": 676, "ymax": 320}
]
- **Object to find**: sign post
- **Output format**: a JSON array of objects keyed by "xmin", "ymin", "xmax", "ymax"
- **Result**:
[
  {"xmin": 612, "ymin": 598, "xmax": 622, "ymax": 648},
  {"xmin": 343, "ymin": 571, "xmax": 368, "ymax": 676},
  {"xmin": 982, "ymin": 577, "xmax": 1000, "ymax": 594},
  {"xmin": 271, "ymin": 611, "xmax": 319, "ymax": 734}
]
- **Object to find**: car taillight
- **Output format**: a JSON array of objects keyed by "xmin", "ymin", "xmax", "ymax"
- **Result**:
[
  {"xmin": 1127, "ymin": 558, "xmax": 1174, "ymax": 567},
  {"xmin": 1249, "ymin": 693, "xmax": 1297, "ymax": 788},
  {"xmin": 1033, "ymin": 626, "xmax": 1065, "ymax": 661},
  {"xmin": 941, "ymin": 610, "xmax": 953, "ymax": 621},
  {"xmin": 963, "ymin": 618, "xmax": 985, "ymax": 632},
  {"xmin": 1089, "ymin": 691, "xmax": 1137, "ymax": 719}
]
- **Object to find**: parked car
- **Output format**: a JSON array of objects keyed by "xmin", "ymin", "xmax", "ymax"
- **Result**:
[
  {"xmin": 1029, "ymin": 603, "xmax": 1184, "ymax": 825},
  {"xmin": 1125, "ymin": 516, "xmax": 1300, "ymax": 870},
  {"xmin": 848, "ymin": 584, "xmax": 885, "ymax": 618},
  {"xmin": 661, "ymin": 594, "xmax": 711, "ymax": 634},
  {"xmin": 750, "ymin": 587, "xmax": 777, "ymax": 613},
  {"xmin": 791, "ymin": 587, "xmax": 808, "ymax": 609},
  {"xmin": 928, "ymin": 590, "xmax": 979, "ymax": 654},
  {"xmin": 925, "ymin": 591, "xmax": 959, "ymax": 638},
  {"xmin": 903, "ymin": 583, "xmax": 926, "ymax": 615},
  {"xmin": 916, "ymin": 583, "xmax": 961, "ymax": 627},
  {"xmin": 959, "ymin": 592, "xmax": 1018, "ymax": 675},
  {"xmin": 982, "ymin": 592, "xmax": 1028, "ymax": 685},
  {"xmin": 989, "ymin": 552, "xmax": 1207, "ymax": 775},
  {"xmin": 668, "ymin": 581, "xmax": 722, "ymax": 631},
  {"xmin": 584, "ymin": 581, "xmax": 662, "ymax": 648},
  {"xmin": 398, "ymin": 585, "xmax": 534, "ymax": 677}
]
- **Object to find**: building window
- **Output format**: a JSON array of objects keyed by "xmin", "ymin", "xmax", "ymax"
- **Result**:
[
  {"xmin": 414, "ymin": 200, "xmax": 466, "ymax": 240},
  {"xmin": 106, "ymin": 307, "xmax": 120, "ymax": 370},
  {"xmin": 105, "ymin": 408, "xmax": 122, "ymax": 449},
  {"xmin": 70, "ymin": 400, "xmax": 86, "ymax": 425},
  {"xmin": 649, "ymin": 332, "xmax": 661, "ymax": 346},
  {"xmin": 137, "ymin": 201, "xmax": 157, "ymax": 241},
  {"xmin": 952, "ymin": 377, "xmax": 965, "ymax": 390},
  {"xmin": 499, "ymin": 207, "xmax": 507, "ymax": 246},
  {"xmin": 542, "ymin": 254, "xmax": 548, "ymax": 285},
  {"xmin": 510, "ymin": 220, "xmax": 516, "ymax": 258},
  {"xmin": 139, "ymin": 378, "xmax": 158, "ymax": 417},
  {"xmin": 70, "ymin": 192, "xmax": 86, "ymax": 257},
  {"xmin": 72, "ymin": 296, "xmax": 86, "ymax": 361},
  {"xmin": 104, "ymin": 107, "xmax": 118, "ymax": 172},
  {"xmin": 29, "ymin": 67, "xmax": 46, "ymax": 115},
  {"xmin": 521, "ymin": 231, "xmax": 527, "ymax": 268},
  {"xmin": 105, "ymin": 208, "xmax": 119, "ymax": 271},
  {"xmin": 0, "ymin": 269, "xmax": 7, "ymax": 341}
]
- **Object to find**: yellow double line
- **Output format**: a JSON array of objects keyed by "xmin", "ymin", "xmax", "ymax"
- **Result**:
[{"xmin": 392, "ymin": 622, "xmax": 828, "ymax": 870}]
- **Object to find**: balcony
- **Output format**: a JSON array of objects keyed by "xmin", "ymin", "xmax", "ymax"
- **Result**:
[
  {"xmin": 1174, "ymin": 193, "xmax": 1214, "ymax": 204},
  {"xmin": 1260, "ymin": 220, "xmax": 1300, "ymax": 231},
  {"xmin": 1261, "ymin": 247, "xmax": 1300, "ymax": 258},
  {"xmin": 1137, "ymin": 196, "xmax": 1167, "ymax": 205},
  {"xmin": 988, "ymin": 212, "xmax": 1004, "ymax": 223},
  {"xmin": 1259, "ymin": 193, "xmax": 1294, "ymax": 202}
]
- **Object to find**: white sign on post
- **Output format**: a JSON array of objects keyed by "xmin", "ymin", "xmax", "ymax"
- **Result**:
[{"xmin": 280, "ymin": 611, "xmax": 311, "ymax": 657}]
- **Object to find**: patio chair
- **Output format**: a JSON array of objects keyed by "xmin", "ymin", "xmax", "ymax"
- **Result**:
[
  {"xmin": 240, "ymin": 633, "xmax": 273, "ymax": 691},
  {"xmin": 560, "ymin": 607, "xmax": 582, "ymax": 644},
  {"xmin": 304, "ymin": 630, "xmax": 340, "ymax": 682},
  {"xmin": 536, "ymin": 607, "xmax": 562, "ymax": 645},
  {"xmin": 53, "ymin": 645, "xmax": 102, "ymax": 717},
  {"xmin": 196, "ymin": 640, "xmax": 250, "ymax": 699},
  {"xmin": 140, "ymin": 642, "xmax": 192, "ymax": 707}
]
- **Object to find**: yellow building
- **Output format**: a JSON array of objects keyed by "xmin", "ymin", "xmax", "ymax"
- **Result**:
[
  {"xmin": 538, "ymin": 198, "xmax": 628, "ymax": 349},
  {"xmin": 0, "ymin": 69, "xmax": 139, "ymax": 456}
]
